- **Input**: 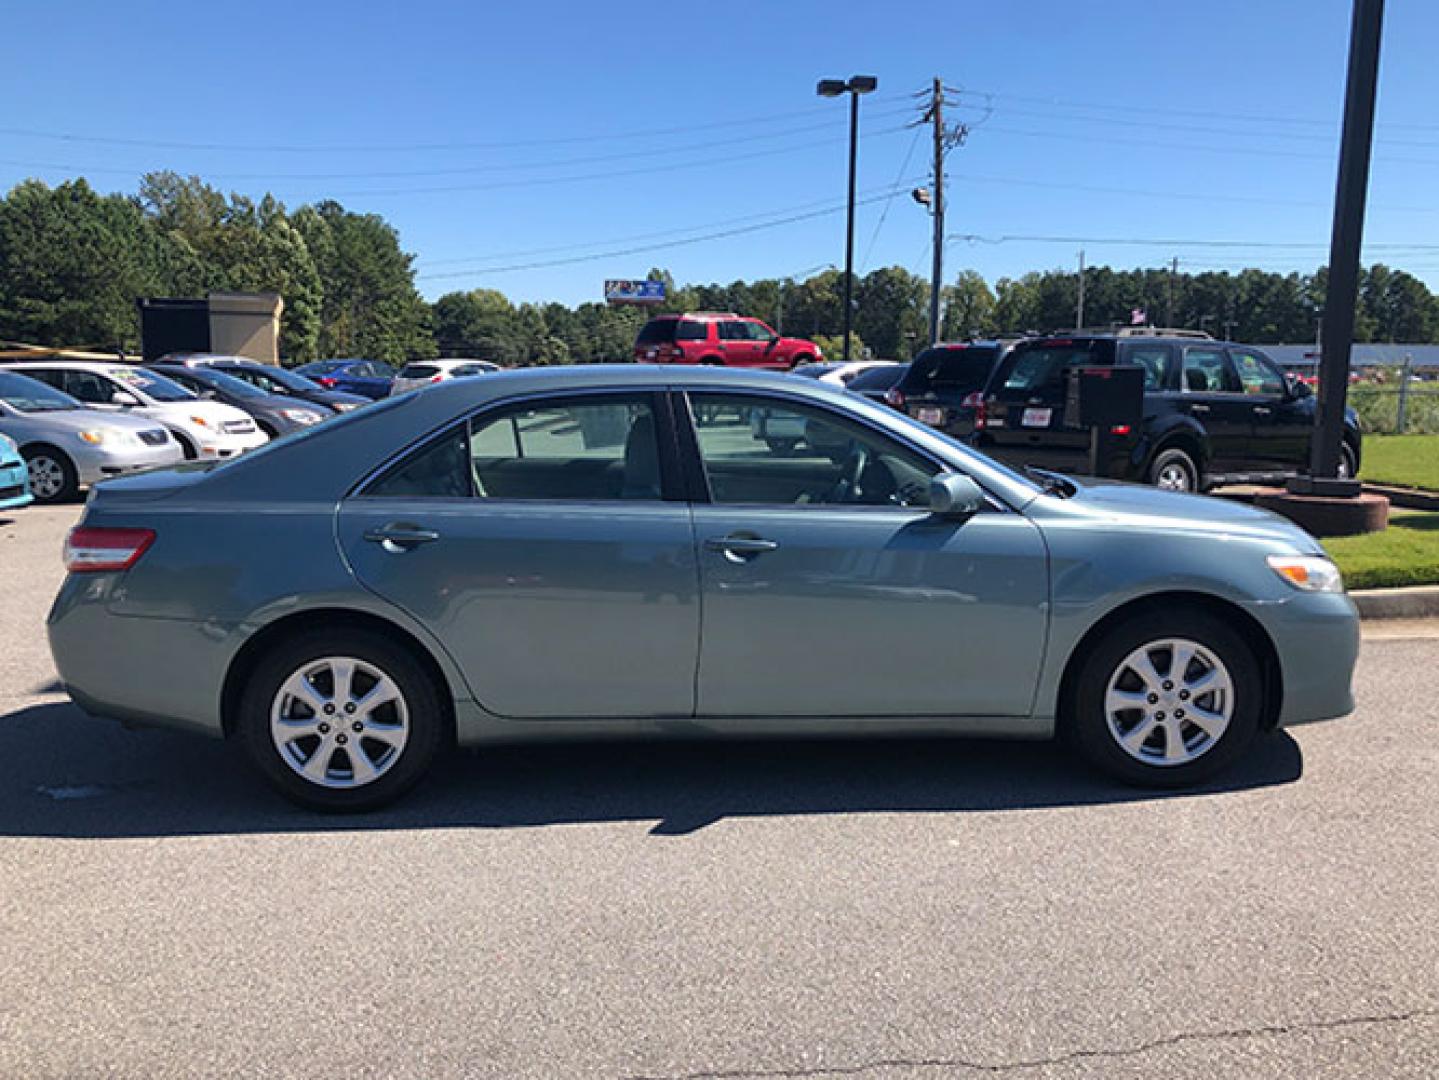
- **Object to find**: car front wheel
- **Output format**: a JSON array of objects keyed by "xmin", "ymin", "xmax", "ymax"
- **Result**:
[
  {"xmin": 1067, "ymin": 609, "xmax": 1262, "ymax": 787},
  {"xmin": 236, "ymin": 629, "xmax": 446, "ymax": 811},
  {"xmin": 23, "ymin": 446, "xmax": 78, "ymax": 503}
]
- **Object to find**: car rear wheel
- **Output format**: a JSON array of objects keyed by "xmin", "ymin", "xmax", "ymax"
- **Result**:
[
  {"xmin": 1148, "ymin": 447, "xmax": 1199, "ymax": 492},
  {"xmin": 1067, "ymin": 609, "xmax": 1262, "ymax": 787},
  {"xmin": 22, "ymin": 445, "xmax": 78, "ymax": 503},
  {"xmin": 236, "ymin": 629, "xmax": 446, "ymax": 811}
]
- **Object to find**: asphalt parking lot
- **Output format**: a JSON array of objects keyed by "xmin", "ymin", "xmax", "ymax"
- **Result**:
[{"xmin": 1, "ymin": 503, "xmax": 1436, "ymax": 1079}]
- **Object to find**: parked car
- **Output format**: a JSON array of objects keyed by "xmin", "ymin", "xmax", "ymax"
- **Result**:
[
  {"xmin": 634, "ymin": 313, "xmax": 821, "ymax": 370},
  {"xmin": 973, "ymin": 330, "xmax": 1363, "ymax": 491},
  {"xmin": 9, "ymin": 361, "xmax": 267, "ymax": 462},
  {"xmin": 147, "ymin": 364, "xmax": 332, "ymax": 439},
  {"xmin": 845, "ymin": 362, "xmax": 909, "ymax": 406},
  {"xmin": 391, "ymin": 359, "xmax": 500, "ymax": 396},
  {"xmin": 157, "ymin": 355, "xmax": 368, "ymax": 413},
  {"xmin": 50, "ymin": 366, "xmax": 1357, "ymax": 811},
  {"xmin": 887, "ymin": 342, "xmax": 1012, "ymax": 438},
  {"xmin": 0, "ymin": 431, "xmax": 32, "ymax": 511},
  {"xmin": 0, "ymin": 370, "xmax": 183, "ymax": 503},
  {"xmin": 792, "ymin": 360, "xmax": 897, "ymax": 387},
  {"xmin": 294, "ymin": 359, "xmax": 395, "ymax": 400}
]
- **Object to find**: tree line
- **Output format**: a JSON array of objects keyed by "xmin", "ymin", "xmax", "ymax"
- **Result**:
[{"xmin": 3, "ymin": 176, "xmax": 1438, "ymax": 365}]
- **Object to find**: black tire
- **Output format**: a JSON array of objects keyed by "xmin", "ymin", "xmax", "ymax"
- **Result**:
[
  {"xmin": 22, "ymin": 445, "xmax": 79, "ymax": 504},
  {"xmin": 699, "ymin": 356, "xmax": 724, "ymax": 366},
  {"xmin": 1339, "ymin": 441, "xmax": 1358, "ymax": 480},
  {"xmin": 1065, "ymin": 608, "xmax": 1262, "ymax": 788},
  {"xmin": 235, "ymin": 628, "xmax": 447, "ymax": 812},
  {"xmin": 789, "ymin": 354, "xmax": 813, "ymax": 369},
  {"xmin": 1147, "ymin": 446, "xmax": 1200, "ymax": 492},
  {"xmin": 765, "ymin": 438, "xmax": 799, "ymax": 456},
  {"xmin": 257, "ymin": 420, "xmax": 279, "ymax": 440}
]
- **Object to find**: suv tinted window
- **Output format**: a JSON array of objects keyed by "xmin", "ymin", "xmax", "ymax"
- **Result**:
[
  {"xmin": 676, "ymin": 319, "xmax": 707, "ymax": 341},
  {"xmin": 1124, "ymin": 344, "xmax": 1177, "ymax": 391},
  {"xmin": 636, "ymin": 319, "xmax": 678, "ymax": 345},
  {"xmin": 847, "ymin": 364, "xmax": 906, "ymax": 391},
  {"xmin": 906, "ymin": 346, "xmax": 999, "ymax": 391},
  {"xmin": 1182, "ymin": 348, "xmax": 1241, "ymax": 393},
  {"xmin": 997, "ymin": 341, "xmax": 1114, "ymax": 398},
  {"xmin": 743, "ymin": 321, "xmax": 775, "ymax": 341},
  {"xmin": 717, "ymin": 321, "xmax": 748, "ymax": 341},
  {"xmin": 1230, "ymin": 348, "xmax": 1286, "ymax": 396}
]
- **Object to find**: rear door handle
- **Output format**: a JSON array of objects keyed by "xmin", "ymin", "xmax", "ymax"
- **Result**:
[
  {"xmin": 1253, "ymin": 405, "xmax": 1272, "ymax": 415},
  {"xmin": 363, "ymin": 523, "xmax": 440, "ymax": 552},
  {"xmin": 1189, "ymin": 403, "xmax": 1210, "ymax": 414},
  {"xmin": 705, "ymin": 535, "xmax": 780, "ymax": 563}
]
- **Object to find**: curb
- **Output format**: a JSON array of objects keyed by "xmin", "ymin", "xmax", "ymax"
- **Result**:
[
  {"xmin": 1361, "ymin": 483, "xmax": 1439, "ymax": 511},
  {"xmin": 1350, "ymin": 585, "xmax": 1439, "ymax": 620}
]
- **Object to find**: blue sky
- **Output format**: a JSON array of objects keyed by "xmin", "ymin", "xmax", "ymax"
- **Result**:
[{"xmin": 3, "ymin": 0, "xmax": 1437, "ymax": 304}]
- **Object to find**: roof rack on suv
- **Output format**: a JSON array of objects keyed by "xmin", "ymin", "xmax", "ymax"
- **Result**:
[
  {"xmin": 686, "ymin": 312, "xmax": 740, "ymax": 319},
  {"xmin": 1052, "ymin": 325, "xmax": 1213, "ymax": 340}
]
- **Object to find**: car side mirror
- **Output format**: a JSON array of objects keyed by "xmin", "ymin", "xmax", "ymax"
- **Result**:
[
  {"xmin": 1290, "ymin": 379, "xmax": 1312, "ymax": 400},
  {"xmin": 111, "ymin": 390, "xmax": 139, "ymax": 406},
  {"xmin": 929, "ymin": 472, "xmax": 985, "ymax": 518}
]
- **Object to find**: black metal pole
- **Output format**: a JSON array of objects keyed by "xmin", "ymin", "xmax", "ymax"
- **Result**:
[
  {"xmin": 1300, "ymin": 0, "xmax": 1384, "ymax": 495},
  {"xmin": 841, "ymin": 90, "xmax": 859, "ymax": 365}
]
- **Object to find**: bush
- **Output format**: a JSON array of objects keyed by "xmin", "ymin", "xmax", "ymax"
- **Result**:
[{"xmin": 813, "ymin": 332, "xmax": 867, "ymax": 362}]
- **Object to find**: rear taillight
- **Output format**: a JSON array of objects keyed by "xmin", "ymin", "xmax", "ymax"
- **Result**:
[
  {"xmin": 885, "ymin": 387, "xmax": 906, "ymax": 408},
  {"xmin": 961, "ymin": 391, "xmax": 984, "ymax": 408},
  {"xmin": 430, "ymin": 374, "xmax": 444, "ymax": 383},
  {"xmin": 316, "ymin": 376, "xmax": 337, "ymax": 387},
  {"xmin": 974, "ymin": 398, "xmax": 988, "ymax": 431},
  {"xmin": 64, "ymin": 527, "xmax": 156, "ymax": 573}
]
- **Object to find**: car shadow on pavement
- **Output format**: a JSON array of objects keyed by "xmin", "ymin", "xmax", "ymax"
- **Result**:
[{"xmin": 0, "ymin": 701, "xmax": 1304, "ymax": 838}]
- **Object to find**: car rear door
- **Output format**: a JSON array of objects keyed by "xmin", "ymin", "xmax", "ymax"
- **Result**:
[
  {"xmin": 336, "ymin": 390, "xmax": 701, "ymax": 719},
  {"xmin": 1179, "ymin": 346, "xmax": 1252, "ymax": 472},
  {"xmin": 1230, "ymin": 346, "xmax": 1310, "ymax": 470},
  {"xmin": 680, "ymin": 389, "xmax": 1048, "ymax": 719}
]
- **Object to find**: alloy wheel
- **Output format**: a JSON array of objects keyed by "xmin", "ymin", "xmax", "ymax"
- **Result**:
[
  {"xmin": 270, "ymin": 656, "xmax": 410, "ymax": 788},
  {"xmin": 1155, "ymin": 463, "xmax": 1192, "ymax": 492},
  {"xmin": 1103, "ymin": 638, "xmax": 1234, "ymax": 766},
  {"xmin": 27, "ymin": 456, "xmax": 65, "ymax": 500}
]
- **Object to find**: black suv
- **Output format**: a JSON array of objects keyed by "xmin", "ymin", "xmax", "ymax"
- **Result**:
[
  {"xmin": 886, "ymin": 341, "xmax": 1012, "ymax": 438},
  {"xmin": 973, "ymin": 329, "xmax": 1361, "ymax": 491}
]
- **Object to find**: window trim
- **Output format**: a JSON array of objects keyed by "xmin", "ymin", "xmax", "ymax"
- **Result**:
[
  {"xmin": 350, "ymin": 387, "xmax": 684, "ymax": 505},
  {"xmin": 673, "ymin": 388, "xmax": 1011, "ymax": 514}
]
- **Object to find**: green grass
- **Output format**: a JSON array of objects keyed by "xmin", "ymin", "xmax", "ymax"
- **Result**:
[
  {"xmin": 1359, "ymin": 434, "xmax": 1439, "ymax": 491},
  {"xmin": 1323, "ymin": 511, "xmax": 1439, "ymax": 590}
]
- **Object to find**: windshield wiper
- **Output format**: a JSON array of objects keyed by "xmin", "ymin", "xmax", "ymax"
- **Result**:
[{"xmin": 1023, "ymin": 465, "xmax": 1077, "ymax": 498}]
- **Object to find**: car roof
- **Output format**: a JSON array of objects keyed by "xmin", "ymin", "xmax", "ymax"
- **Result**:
[{"xmin": 5, "ymin": 360, "xmax": 130, "ymax": 372}]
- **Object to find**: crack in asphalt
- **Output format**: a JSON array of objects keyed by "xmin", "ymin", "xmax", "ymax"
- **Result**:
[{"xmin": 623, "ymin": 1006, "xmax": 1439, "ymax": 1079}]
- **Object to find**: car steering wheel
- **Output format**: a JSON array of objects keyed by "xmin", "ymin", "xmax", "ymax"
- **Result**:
[{"xmin": 824, "ymin": 445, "xmax": 870, "ymax": 505}]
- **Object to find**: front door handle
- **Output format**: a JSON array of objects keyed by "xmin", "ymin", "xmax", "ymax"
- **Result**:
[
  {"xmin": 1252, "ymin": 405, "xmax": 1272, "ymax": 415},
  {"xmin": 1189, "ymin": 403, "xmax": 1211, "ymax": 414},
  {"xmin": 363, "ymin": 522, "xmax": 440, "ymax": 552},
  {"xmin": 705, "ymin": 535, "xmax": 780, "ymax": 563}
]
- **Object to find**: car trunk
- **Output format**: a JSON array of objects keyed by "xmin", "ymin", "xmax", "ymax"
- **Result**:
[{"xmin": 979, "ymin": 339, "xmax": 1115, "ymax": 471}]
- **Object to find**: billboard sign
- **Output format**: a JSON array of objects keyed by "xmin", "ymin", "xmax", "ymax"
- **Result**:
[{"xmin": 604, "ymin": 279, "xmax": 666, "ymax": 305}]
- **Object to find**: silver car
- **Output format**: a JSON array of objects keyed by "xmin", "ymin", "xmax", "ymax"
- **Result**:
[
  {"xmin": 0, "ymin": 370, "xmax": 183, "ymax": 503},
  {"xmin": 48, "ymin": 366, "xmax": 1358, "ymax": 811}
]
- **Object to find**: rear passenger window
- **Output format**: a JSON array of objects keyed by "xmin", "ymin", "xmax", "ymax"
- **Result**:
[
  {"xmin": 675, "ymin": 320, "xmax": 707, "ymax": 341},
  {"xmin": 365, "ymin": 396, "xmax": 665, "ymax": 502},
  {"xmin": 1182, "ymin": 349, "xmax": 1241, "ymax": 394}
]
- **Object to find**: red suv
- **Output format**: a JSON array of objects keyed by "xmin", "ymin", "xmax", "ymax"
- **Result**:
[{"xmin": 634, "ymin": 313, "xmax": 821, "ymax": 370}]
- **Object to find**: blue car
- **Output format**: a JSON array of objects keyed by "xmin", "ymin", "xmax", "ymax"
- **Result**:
[
  {"xmin": 0, "ymin": 432, "xmax": 32, "ymax": 510},
  {"xmin": 47, "ymin": 366, "xmax": 1358, "ymax": 811},
  {"xmin": 293, "ymin": 359, "xmax": 395, "ymax": 401}
]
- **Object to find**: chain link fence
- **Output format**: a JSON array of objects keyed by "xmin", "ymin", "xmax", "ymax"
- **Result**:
[{"xmin": 1347, "ymin": 362, "xmax": 1439, "ymax": 434}]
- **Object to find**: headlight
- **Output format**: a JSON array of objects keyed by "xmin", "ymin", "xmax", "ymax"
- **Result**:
[
  {"xmin": 281, "ymin": 408, "xmax": 323, "ymax": 425},
  {"xmin": 1267, "ymin": 555, "xmax": 1345, "ymax": 593},
  {"xmin": 78, "ymin": 428, "xmax": 133, "ymax": 446}
]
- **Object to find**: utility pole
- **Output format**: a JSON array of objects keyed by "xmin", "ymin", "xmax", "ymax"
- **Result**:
[
  {"xmin": 1075, "ymin": 249, "xmax": 1086, "ymax": 330},
  {"xmin": 1166, "ymin": 256, "xmax": 1179, "ymax": 326},
  {"xmin": 928, "ymin": 77, "xmax": 945, "ymax": 346}
]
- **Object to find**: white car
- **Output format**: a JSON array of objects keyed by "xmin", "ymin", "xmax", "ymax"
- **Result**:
[
  {"xmin": 791, "ymin": 360, "xmax": 898, "ymax": 387},
  {"xmin": 390, "ymin": 359, "xmax": 500, "ymax": 396},
  {"xmin": 9, "ymin": 361, "xmax": 268, "ymax": 461}
]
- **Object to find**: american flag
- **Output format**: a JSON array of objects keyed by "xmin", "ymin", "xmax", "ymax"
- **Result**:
[{"xmin": 1130, "ymin": 308, "xmax": 1147, "ymax": 325}]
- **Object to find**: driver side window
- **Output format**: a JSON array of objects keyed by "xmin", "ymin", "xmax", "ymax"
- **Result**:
[{"xmin": 687, "ymin": 393, "xmax": 939, "ymax": 508}]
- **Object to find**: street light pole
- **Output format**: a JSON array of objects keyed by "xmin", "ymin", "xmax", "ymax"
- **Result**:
[{"xmin": 818, "ymin": 75, "xmax": 878, "ymax": 365}]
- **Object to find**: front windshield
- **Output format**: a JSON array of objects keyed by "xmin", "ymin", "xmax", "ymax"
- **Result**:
[
  {"xmin": 106, "ymin": 367, "xmax": 195, "ymax": 402},
  {"xmin": 239, "ymin": 366, "xmax": 321, "ymax": 393},
  {"xmin": 0, "ymin": 371, "xmax": 83, "ymax": 412},
  {"xmin": 185, "ymin": 368, "xmax": 268, "ymax": 398}
]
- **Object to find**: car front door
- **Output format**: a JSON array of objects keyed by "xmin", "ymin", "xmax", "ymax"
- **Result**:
[
  {"xmin": 1180, "ymin": 347, "xmax": 1252, "ymax": 473},
  {"xmin": 1230, "ymin": 347, "xmax": 1310, "ymax": 470},
  {"xmin": 681, "ymin": 390, "xmax": 1048, "ymax": 719},
  {"xmin": 337, "ymin": 390, "xmax": 701, "ymax": 719},
  {"xmin": 748, "ymin": 320, "xmax": 786, "ymax": 369}
]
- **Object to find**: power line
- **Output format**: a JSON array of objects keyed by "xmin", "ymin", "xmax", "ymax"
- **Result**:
[
  {"xmin": 416, "ymin": 189, "xmax": 919, "ymax": 280},
  {"xmin": 858, "ymin": 125, "xmax": 924, "ymax": 271},
  {"xmin": 0, "ymin": 95, "xmax": 911, "ymax": 155},
  {"xmin": 946, "ymin": 231, "xmax": 1439, "ymax": 251}
]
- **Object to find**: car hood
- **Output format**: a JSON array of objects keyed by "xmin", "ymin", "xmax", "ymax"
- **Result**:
[
  {"xmin": 1031, "ymin": 476, "xmax": 1325, "ymax": 554},
  {"xmin": 146, "ymin": 399, "xmax": 254, "ymax": 425},
  {"xmin": 0, "ymin": 408, "xmax": 167, "ymax": 435}
]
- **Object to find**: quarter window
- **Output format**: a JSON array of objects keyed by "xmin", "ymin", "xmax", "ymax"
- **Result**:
[
  {"xmin": 688, "ymin": 393, "xmax": 939, "ymax": 509},
  {"xmin": 1182, "ymin": 348, "xmax": 1241, "ymax": 394},
  {"xmin": 675, "ymin": 320, "xmax": 707, "ymax": 341}
]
